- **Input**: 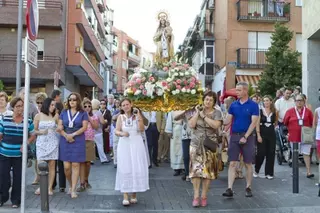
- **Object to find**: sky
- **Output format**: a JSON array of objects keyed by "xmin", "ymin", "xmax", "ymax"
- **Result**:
[{"xmin": 110, "ymin": 0, "xmax": 203, "ymax": 53}]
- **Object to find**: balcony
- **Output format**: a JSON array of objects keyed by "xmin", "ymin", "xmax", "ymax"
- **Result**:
[
  {"xmin": 199, "ymin": 22, "xmax": 214, "ymax": 40},
  {"xmin": 0, "ymin": 0, "xmax": 63, "ymax": 29},
  {"xmin": 95, "ymin": 0, "xmax": 105, "ymax": 13},
  {"xmin": 236, "ymin": 48, "xmax": 267, "ymax": 69},
  {"xmin": 0, "ymin": 54, "xmax": 62, "ymax": 82},
  {"xmin": 128, "ymin": 51, "xmax": 140, "ymax": 67},
  {"xmin": 74, "ymin": 5, "xmax": 105, "ymax": 61},
  {"xmin": 236, "ymin": 0, "xmax": 290, "ymax": 23},
  {"xmin": 67, "ymin": 50, "xmax": 104, "ymax": 89}
]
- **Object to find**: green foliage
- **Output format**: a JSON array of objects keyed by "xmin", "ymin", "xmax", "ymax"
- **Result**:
[
  {"xmin": 0, "ymin": 80, "xmax": 4, "ymax": 91},
  {"xmin": 248, "ymin": 84, "xmax": 255, "ymax": 97},
  {"xmin": 258, "ymin": 23, "xmax": 302, "ymax": 96}
]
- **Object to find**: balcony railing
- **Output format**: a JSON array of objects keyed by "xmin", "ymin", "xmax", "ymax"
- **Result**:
[
  {"xmin": 128, "ymin": 52, "xmax": 140, "ymax": 63},
  {"xmin": 0, "ymin": 0, "xmax": 62, "ymax": 9},
  {"xmin": 0, "ymin": 54, "xmax": 61, "ymax": 65},
  {"xmin": 236, "ymin": 48, "xmax": 267, "ymax": 69},
  {"xmin": 236, "ymin": 0, "xmax": 290, "ymax": 22},
  {"xmin": 199, "ymin": 22, "xmax": 214, "ymax": 39}
]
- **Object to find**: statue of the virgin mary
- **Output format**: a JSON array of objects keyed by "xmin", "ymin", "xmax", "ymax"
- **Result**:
[{"xmin": 153, "ymin": 11, "xmax": 175, "ymax": 64}]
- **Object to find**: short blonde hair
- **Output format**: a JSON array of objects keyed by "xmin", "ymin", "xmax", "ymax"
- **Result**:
[
  {"xmin": 0, "ymin": 91, "xmax": 9, "ymax": 102},
  {"xmin": 35, "ymin": 92, "xmax": 47, "ymax": 102},
  {"xmin": 91, "ymin": 99, "xmax": 100, "ymax": 110}
]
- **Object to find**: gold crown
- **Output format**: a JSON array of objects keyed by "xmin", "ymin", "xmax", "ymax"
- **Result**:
[{"xmin": 156, "ymin": 10, "xmax": 170, "ymax": 21}]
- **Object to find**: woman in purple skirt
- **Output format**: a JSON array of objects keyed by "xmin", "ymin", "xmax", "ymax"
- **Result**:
[{"xmin": 57, "ymin": 92, "xmax": 88, "ymax": 198}]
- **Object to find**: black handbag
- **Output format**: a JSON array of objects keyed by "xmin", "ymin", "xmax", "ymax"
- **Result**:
[{"xmin": 203, "ymin": 119, "xmax": 217, "ymax": 152}]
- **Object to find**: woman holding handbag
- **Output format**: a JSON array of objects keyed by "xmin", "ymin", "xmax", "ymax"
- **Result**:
[
  {"xmin": 283, "ymin": 94, "xmax": 314, "ymax": 178},
  {"xmin": 188, "ymin": 91, "xmax": 223, "ymax": 207}
]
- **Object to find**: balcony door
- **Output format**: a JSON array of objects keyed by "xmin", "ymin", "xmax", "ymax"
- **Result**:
[{"xmin": 248, "ymin": 32, "xmax": 272, "ymax": 65}]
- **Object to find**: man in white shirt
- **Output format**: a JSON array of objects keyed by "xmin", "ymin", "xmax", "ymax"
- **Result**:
[{"xmin": 275, "ymin": 88, "xmax": 295, "ymax": 124}]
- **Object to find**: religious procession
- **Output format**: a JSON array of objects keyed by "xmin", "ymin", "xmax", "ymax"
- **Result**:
[{"xmin": 0, "ymin": 0, "xmax": 319, "ymax": 212}]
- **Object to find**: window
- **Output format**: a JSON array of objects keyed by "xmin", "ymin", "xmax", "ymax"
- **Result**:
[
  {"xmin": 296, "ymin": 0, "xmax": 302, "ymax": 7},
  {"xmin": 122, "ymin": 60, "xmax": 127, "ymax": 69},
  {"xmin": 248, "ymin": 32, "xmax": 272, "ymax": 49},
  {"xmin": 113, "ymin": 57, "xmax": 117, "ymax": 68},
  {"xmin": 22, "ymin": 38, "xmax": 45, "ymax": 60},
  {"xmin": 296, "ymin": 33, "xmax": 302, "ymax": 53},
  {"xmin": 122, "ymin": 42, "xmax": 127, "ymax": 52},
  {"xmin": 80, "ymin": 36, "xmax": 84, "ymax": 51},
  {"xmin": 113, "ymin": 36, "xmax": 118, "ymax": 46}
]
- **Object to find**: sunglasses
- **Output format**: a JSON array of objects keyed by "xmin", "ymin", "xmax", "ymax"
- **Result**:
[
  {"xmin": 296, "ymin": 99, "xmax": 304, "ymax": 102},
  {"xmin": 100, "ymin": 103, "xmax": 106, "ymax": 105},
  {"xmin": 69, "ymin": 98, "xmax": 77, "ymax": 102},
  {"xmin": 84, "ymin": 105, "xmax": 91, "ymax": 108},
  {"xmin": 36, "ymin": 102, "xmax": 43, "ymax": 104}
]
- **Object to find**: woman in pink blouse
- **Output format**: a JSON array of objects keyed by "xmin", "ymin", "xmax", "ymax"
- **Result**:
[{"xmin": 78, "ymin": 98, "xmax": 99, "ymax": 192}]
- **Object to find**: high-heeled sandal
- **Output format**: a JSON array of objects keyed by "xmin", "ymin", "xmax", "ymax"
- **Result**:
[
  {"xmin": 122, "ymin": 200, "xmax": 130, "ymax": 206},
  {"xmin": 200, "ymin": 197, "xmax": 207, "ymax": 207},
  {"xmin": 34, "ymin": 188, "xmax": 40, "ymax": 195},
  {"xmin": 67, "ymin": 188, "xmax": 72, "ymax": 195},
  {"xmin": 192, "ymin": 198, "xmax": 200, "ymax": 207},
  {"xmin": 130, "ymin": 198, "xmax": 138, "ymax": 204}
]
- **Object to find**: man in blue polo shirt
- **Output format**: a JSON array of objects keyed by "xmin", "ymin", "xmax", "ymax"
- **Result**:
[{"xmin": 222, "ymin": 82, "xmax": 259, "ymax": 198}]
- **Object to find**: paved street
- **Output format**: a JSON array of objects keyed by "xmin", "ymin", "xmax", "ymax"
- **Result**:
[{"xmin": 0, "ymin": 160, "xmax": 319, "ymax": 213}]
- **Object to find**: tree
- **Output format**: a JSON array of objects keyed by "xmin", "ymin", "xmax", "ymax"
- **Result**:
[
  {"xmin": 258, "ymin": 22, "xmax": 302, "ymax": 96},
  {"xmin": 0, "ymin": 80, "xmax": 4, "ymax": 91}
]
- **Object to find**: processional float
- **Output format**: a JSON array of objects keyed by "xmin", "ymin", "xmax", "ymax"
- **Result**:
[{"xmin": 124, "ymin": 11, "xmax": 204, "ymax": 112}]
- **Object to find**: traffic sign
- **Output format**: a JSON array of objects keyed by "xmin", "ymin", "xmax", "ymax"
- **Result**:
[
  {"xmin": 26, "ymin": 0, "xmax": 39, "ymax": 41},
  {"xmin": 26, "ymin": 38, "xmax": 38, "ymax": 68}
]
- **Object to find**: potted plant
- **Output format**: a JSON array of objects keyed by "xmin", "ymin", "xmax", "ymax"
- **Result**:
[
  {"xmin": 283, "ymin": 3, "xmax": 290, "ymax": 17},
  {"xmin": 254, "ymin": 11, "xmax": 258, "ymax": 17},
  {"xmin": 268, "ymin": 12, "xmax": 275, "ymax": 17},
  {"xmin": 248, "ymin": 12, "xmax": 252, "ymax": 16},
  {"xmin": 257, "ymin": 13, "xmax": 261, "ymax": 17}
]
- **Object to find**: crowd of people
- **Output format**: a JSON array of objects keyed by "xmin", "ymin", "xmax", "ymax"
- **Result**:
[{"xmin": 0, "ymin": 82, "xmax": 319, "ymax": 209}]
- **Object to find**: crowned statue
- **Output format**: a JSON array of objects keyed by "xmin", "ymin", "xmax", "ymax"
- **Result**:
[{"xmin": 154, "ymin": 11, "xmax": 175, "ymax": 64}]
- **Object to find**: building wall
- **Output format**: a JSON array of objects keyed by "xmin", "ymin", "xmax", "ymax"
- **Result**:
[
  {"xmin": 215, "ymin": 0, "xmax": 302, "ymax": 90},
  {"xmin": 112, "ymin": 27, "xmax": 140, "ymax": 93},
  {"xmin": 302, "ymin": 0, "xmax": 320, "ymax": 40}
]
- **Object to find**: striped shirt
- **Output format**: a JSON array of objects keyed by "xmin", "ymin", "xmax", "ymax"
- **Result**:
[{"xmin": 0, "ymin": 116, "xmax": 35, "ymax": 157}]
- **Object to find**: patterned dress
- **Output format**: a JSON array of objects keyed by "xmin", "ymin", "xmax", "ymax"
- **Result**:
[
  {"xmin": 189, "ymin": 109, "xmax": 223, "ymax": 179},
  {"xmin": 36, "ymin": 120, "xmax": 59, "ymax": 160}
]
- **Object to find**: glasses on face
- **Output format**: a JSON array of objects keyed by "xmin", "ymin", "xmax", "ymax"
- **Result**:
[
  {"xmin": 84, "ymin": 105, "xmax": 91, "ymax": 108},
  {"xmin": 100, "ymin": 103, "xmax": 106, "ymax": 105},
  {"xmin": 69, "ymin": 98, "xmax": 77, "ymax": 102},
  {"xmin": 36, "ymin": 102, "xmax": 43, "ymax": 104},
  {"xmin": 296, "ymin": 99, "xmax": 303, "ymax": 102},
  {"xmin": 15, "ymin": 105, "xmax": 23, "ymax": 108}
]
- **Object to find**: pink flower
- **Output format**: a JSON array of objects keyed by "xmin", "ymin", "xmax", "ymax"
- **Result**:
[
  {"xmin": 139, "ymin": 85, "xmax": 144, "ymax": 90},
  {"xmin": 172, "ymin": 62, "xmax": 177, "ymax": 67},
  {"xmin": 143, "ymin": 89, "xmax": 147, "ymax": 95},
  {"xmin": 132, "ymin": 76, "xmax": 137, "ymax": 81},
  {"xmin": 190, "ymin": 82, "xmax": 195, "ymax": 88},
  {"xmin": 149, "ymin": 76, "xmax": 155, "ymax": 82},
  {"xmin": 176, "ymin": 79, "xmax": 181, "ymax": 84},
  {"xmin": 191, "ymin": 77, "xmax": 196, "ymax": 82},
  {"xmin": 183, "ymin": 80, "xmax": 187, "ymax": 85},
  {"xmin": 163, "ymin": 67, "xmax": 169, "ymax": 72},
  {"xmin": 176, "ymin": 85, "xmax": 181, "ymax": 90},
  {"xmin": 162, "ymin": 81, "xmax": 168, "ymax": 87},
  {"xmin": 136, "ymin": 78, "xmax": 141, "ymax": 84},
  {"xmin": 185, "ymin": 86, "xmax": 190, "ymax": 90},
  {"xmin": 183, "ymin": 64, "xmax": 189, "ymax": 69},
  {"xmin": 132, "ymin": 87, "xmax": 137, "ymax": 93}
]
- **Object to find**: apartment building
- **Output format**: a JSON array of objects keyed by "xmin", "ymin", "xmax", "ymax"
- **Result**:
[
  {"xmin": 0, "ymin": 0, "xmax": 113, "ymax": 99},
  {"xmin": 0, "ymin": 0, "xmax": 66, "ymax": 95},
  {"xmin": 181, "ymin": 0, "xmax": 302, "ymax": 96},
  {"xmin": 302, "ymin": 0, "xmax": 320, "ymax": 109},
  {"xmin": 112, "ymin": 27, "xmax": 140, "ymax": 93},
  {"xmin": 66, "ymin": 0, "xmax": 113, "ymax": 98},
  {"xmin": 140, "ymin": 49, "xmax": 154, "ymax": 69}
]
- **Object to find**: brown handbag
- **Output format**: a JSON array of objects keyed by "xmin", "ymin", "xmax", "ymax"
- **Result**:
[{"xmin": 203, "ymin": 127, "xmax": 217, "ymax": 152}]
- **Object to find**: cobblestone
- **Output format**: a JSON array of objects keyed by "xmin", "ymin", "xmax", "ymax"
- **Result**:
[{"xmin": 0, "ymin": 160, "xmax": 319, "ymax": 213}]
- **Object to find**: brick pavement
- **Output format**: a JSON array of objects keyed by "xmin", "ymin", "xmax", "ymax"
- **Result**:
[{"xmin": 0, "ymin": 160, "xmax": 319, "ymax": 213}]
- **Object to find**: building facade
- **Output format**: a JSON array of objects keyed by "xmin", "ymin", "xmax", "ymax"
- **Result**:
[
  {"xmin": 140, "ymin": 49, "xmax": 154, "ymax": 70},
  {"xmin": 66, "ymin": 0, "xmax": 113, "ymax": 99},
  {"xmin": 302, "ymin": 0, "xmax": 320, "ymax": 109},
  {"xmin": 0, "ymin": 0, "xmax": 66, "ymax": 95},
  {"xmin": 181, "ymin": 0, "xmax": 302, "ymax": 95},
  {"xmin": 112, "ymin": 27, "xmax": 140, "ymax": 93},
  {"xmin": 0, "ymin": 0, "xmax": 113, "ymax": 99}
]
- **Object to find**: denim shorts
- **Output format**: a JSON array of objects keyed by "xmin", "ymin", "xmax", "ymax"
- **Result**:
[{"xmin": 228, "ymin": 133, "xmax": 255, "ymax": 164}]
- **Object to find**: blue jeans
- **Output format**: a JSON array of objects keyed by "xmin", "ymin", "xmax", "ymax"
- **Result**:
[{"xmin": 182, "ymin": 139, "xmax": 191, "ymax": 176}]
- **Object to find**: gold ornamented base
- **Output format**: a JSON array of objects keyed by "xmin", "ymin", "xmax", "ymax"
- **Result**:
[{"xmin": 130, "ymin": 92, "xmax": 203, "ymax": 112}]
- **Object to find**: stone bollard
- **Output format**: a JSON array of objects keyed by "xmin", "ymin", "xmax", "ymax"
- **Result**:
[{"xmin": 38, "ymin": 161, "xmax": 50, "ymax": 213}]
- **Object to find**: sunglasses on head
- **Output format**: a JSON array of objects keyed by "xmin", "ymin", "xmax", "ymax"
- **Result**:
[
  {"xmin": 69, "ymin": 98, "xmax": 77, "ymax": 102},
  {"xmin": 84, "ymin": 105, "xmax": 91, "ymax": 108}
]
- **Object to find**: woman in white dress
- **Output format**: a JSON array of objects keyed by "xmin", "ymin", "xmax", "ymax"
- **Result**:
[
  {"xmin": 33, "ymin": 98, "xmax": 59, "ymax": 195},
  {"xmin": 115, "ymin": 98, "xmax": 149, "ymax": 206}
]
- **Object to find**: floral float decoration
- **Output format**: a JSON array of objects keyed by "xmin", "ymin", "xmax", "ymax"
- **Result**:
[{"xmin": 124, "ymin": 60, "xmax": 204, "ymax": 112}]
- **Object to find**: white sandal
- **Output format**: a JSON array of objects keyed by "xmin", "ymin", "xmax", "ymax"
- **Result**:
[
  {"xmin": 130, "ymin": 198, "xmax": 138, "ymax": 204},
  {"xmin": 34, "ymin": 188, "xmax": 40, "ymax": 195},
  {"xmin": 122, "ymin": 200, "xmax": 130, "ymax": 206}
]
